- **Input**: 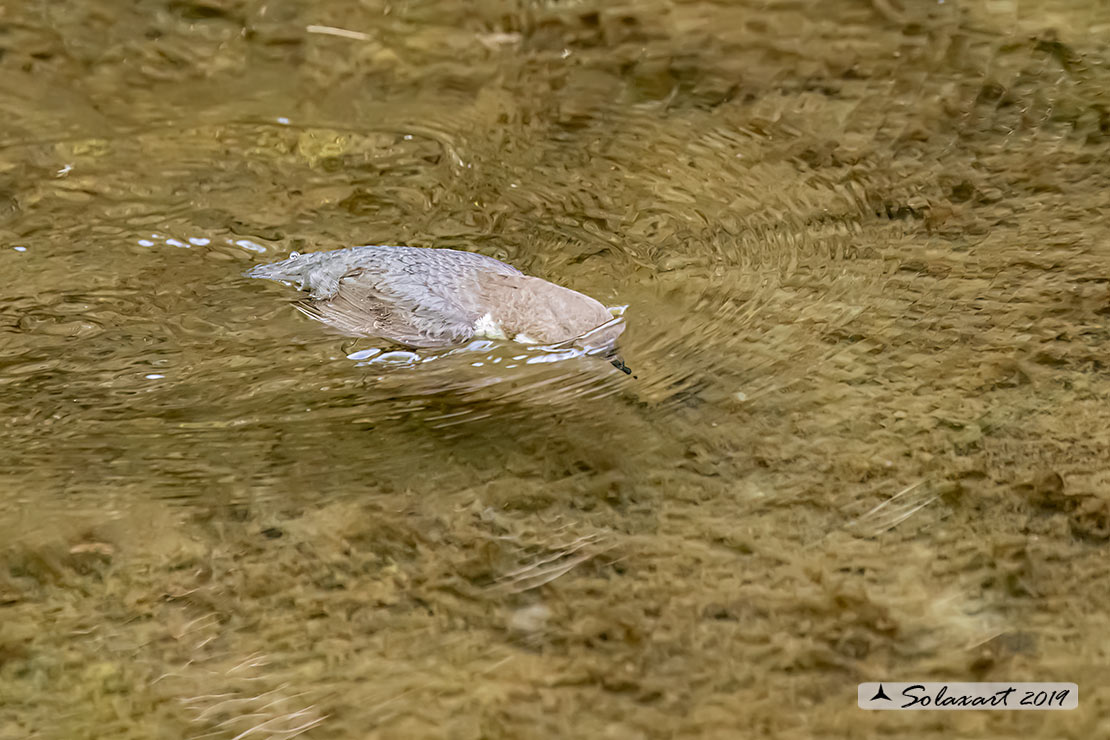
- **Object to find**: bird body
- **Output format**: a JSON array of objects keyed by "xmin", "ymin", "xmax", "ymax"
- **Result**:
[{"xmin": 246, "ymin": 246, "xmax": 625, "ymax": 357}]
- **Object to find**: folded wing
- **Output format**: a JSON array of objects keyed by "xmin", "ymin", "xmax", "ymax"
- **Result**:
[{"xmin": 294, "ymin": 267, "xmax": 479, "ymax": 348}]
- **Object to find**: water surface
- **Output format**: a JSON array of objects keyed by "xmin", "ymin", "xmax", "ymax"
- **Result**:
[{"xmin": 1, "ymin": 1, "xmax": 1108, "ymax": 737}]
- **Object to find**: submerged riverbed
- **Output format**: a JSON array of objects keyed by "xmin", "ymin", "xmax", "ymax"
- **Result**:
[{"xmin": 2, "ymin": 0, "xmax": 1109, "ymax": 737}]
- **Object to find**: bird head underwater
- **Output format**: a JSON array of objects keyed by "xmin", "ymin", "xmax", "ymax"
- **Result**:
[{"xmin": 246, "ymin": 245, "xmax": 634, "ymax": 376}]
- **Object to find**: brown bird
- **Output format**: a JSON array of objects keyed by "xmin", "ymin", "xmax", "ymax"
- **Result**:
[{"xmin": 246, "ymin": 246, "xmax": 631, "ymax": 373}]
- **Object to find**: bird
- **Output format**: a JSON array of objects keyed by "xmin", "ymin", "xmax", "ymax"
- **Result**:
[{"xmin": 246, "ymin": 245, "xmax": 632, "ymax": 373}]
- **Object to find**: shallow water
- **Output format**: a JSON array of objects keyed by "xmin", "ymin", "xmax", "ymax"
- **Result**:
[{"xmin": 2, "ymin": 0, "xmax": 1109, "ymax": 737}]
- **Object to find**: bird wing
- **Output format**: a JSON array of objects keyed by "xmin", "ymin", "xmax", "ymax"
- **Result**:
[{"xmin": 294, "ymin": 267, "xmax": 477, "ymax": 349}]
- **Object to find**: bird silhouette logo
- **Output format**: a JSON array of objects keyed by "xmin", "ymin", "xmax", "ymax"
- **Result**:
[{"xmin": 870, "ymin": 684, "xmax": 892, "ymax": 702}]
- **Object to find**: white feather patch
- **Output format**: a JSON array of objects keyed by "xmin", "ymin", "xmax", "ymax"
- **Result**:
[{"xmin": 473, "ymin": 313, "xmax": 508, "ymax": 340}]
